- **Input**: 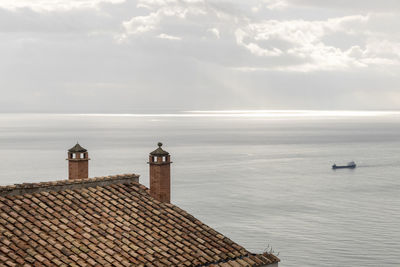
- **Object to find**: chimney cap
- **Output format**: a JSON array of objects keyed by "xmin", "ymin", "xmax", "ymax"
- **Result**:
[
  {"xmin": 150, "ymin": 142, "xmax": 169, "ymax": 156},
  {"xmin": 68, "ymin": 143, "xmax": 87, "ymax": 153}
]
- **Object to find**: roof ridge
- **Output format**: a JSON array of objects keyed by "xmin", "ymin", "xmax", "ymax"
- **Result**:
[{"xmin": 0, "ymin": 174, "xmax": 140, "ymax": 197}]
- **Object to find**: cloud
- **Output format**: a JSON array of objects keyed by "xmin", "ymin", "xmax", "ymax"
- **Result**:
[
  {"xmin": 233, "ymin": 14, "xmax": 400, "ymax": 72},
  {"xmin": 122, "ymin": 3, "xmax": 207, "ymax": 36},
  {"xmin": 119, "ymin": 0, "xmax": 400, "ymax": 73},
  {"xmin": 1, "ymin": 0, "xmax": 400, "ymax": 111},
  {"xmin": 157, "ymin": 33, "xmax": 182, "ymax": 40},
  {"xmin": 286, "ymin": 0, "xmax": 400, "ymax": 12},
  {"xmin": 235, "ymin": 28, "xmax": 283, "ymax": 57},
  {"xmin": 0, "ymin": 7, "xmax": 118, "ymax": 34},
  {"xmin": 0, "ymin": 0, "xmax": 126, "ymax": 11},
  {"xmin": 123, "ymin": 12, "xmax": 160, "ymax": 34},
  {"xmin": 264, "ymin": 0, "xmax": 288, "ymax": 10},
  {"xmin": 137, "ymin": 0, "xmax": 179, "ymax": 9},
  {"xmin": 207, "ymin": 28, "xmax": 220, "ymax": 39}
]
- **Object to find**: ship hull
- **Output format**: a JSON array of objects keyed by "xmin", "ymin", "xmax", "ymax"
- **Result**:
[{"xmin": 332, "ymin": 165, "xmax": 356, "ymax": 169}]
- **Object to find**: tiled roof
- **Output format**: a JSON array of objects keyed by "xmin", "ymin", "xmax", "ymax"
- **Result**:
[
  {"xmin": 68, "ymin": 143, "xmax": 87, "ymax": 153},
  {"xmin": 150, "ymin": 142, "xmax": 169, "ymax": 156},
  {"xmin": 0, "ymin": 175, "xmax": 279, "ymax": 266}
]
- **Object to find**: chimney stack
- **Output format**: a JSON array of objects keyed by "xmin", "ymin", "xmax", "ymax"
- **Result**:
[
  {"xmin": 148, "ymin": 142, "xmax": 171, "ymax": 203},
  {"xmin": 67, "ymin": 143, "xmax": 90, "ymax": 180}
]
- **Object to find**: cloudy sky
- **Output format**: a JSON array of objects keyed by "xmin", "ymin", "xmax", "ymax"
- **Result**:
[{"xmin": 1, "ymin": 0, "xmax": 400, "ymax": 112}]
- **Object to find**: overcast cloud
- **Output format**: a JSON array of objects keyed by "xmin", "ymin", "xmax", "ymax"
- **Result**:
[{"xmin": 1, "ymin": 0, "xmax": 400, "ymax": 112}]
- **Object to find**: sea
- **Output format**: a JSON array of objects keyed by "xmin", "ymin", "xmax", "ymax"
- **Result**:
[{"xmin": 0, "ymin": 110, "xmax": 399, "ymax": 267}]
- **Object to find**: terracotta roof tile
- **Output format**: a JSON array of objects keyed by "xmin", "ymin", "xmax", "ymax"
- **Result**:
[{"xmin": 0, "ymin": 174, "xmax": 279, "ymax": 266}]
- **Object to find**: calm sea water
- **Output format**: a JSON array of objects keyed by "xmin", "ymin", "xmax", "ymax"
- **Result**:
[{"xmin": 1, "ymin": 111, "xmax": 400, "ymax": 267}]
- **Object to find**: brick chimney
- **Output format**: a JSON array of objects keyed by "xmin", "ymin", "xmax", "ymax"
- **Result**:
[
  {"xmin": 67, "ymin": 143, "xmax": 90, "ymax": 180},
  {"xmin": 148, "ymin": 142, "xmax": 171, "ymax": 203}
]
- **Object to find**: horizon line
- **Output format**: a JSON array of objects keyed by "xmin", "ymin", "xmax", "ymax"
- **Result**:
[{"xmin": 2, "ymin": 110, "xmax": 400, "ymax": 118}]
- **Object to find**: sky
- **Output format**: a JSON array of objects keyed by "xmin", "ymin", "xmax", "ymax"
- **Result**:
[{"xmin": 1, "ymin": 0, "xmax": 400, "ymax": 112}]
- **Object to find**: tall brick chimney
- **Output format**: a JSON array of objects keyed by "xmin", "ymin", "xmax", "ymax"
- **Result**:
[
  {"xmin": 148, "ymin": 142, "xmax": 171, "ymax": 203},
  {"xmin": 67, "ymin": 143, "xmax": 90, "ymax": 180}
]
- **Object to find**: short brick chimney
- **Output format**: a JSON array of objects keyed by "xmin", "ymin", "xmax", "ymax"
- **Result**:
[
  {"xmin": 67, "ymin": 143, "xmax": 90, "ymax": 180},
  {"xmin": 148, "ymin": 142, "xmax": 171, "ymax": 203}
]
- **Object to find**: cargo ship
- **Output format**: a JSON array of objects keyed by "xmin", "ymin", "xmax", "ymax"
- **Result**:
[{"xmin": 332, "ymin": 161, "xmax": 356, "ymax": 169}]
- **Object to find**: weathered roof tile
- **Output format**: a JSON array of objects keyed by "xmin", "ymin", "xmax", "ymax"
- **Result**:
[{"xmin": 0, "ymin": 175, "xmax": 279, "ymax": 266}]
